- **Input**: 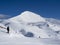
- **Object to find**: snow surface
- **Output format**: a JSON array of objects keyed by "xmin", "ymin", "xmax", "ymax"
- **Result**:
[{"xmin": 0, "ymin": 11, "xmax": 60, "ymax": 45}]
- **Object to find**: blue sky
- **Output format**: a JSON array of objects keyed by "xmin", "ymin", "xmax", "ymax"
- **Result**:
[{"xmin": 0, "ymin": 0, "xmax": 60, "ymax": 19}]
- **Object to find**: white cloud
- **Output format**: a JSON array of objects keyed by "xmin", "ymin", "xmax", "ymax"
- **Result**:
[{"xmin": 0, "ymin": 14, "xmax": 10, "ymax": 19}]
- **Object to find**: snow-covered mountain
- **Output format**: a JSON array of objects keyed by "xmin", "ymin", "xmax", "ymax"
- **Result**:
[
  {"xmin": 0, "ymin": 11, "xmax": 60, "ymax": 38},
  {"xmin": 0, "ymin": 11, "xmax": 60, "ymax": 45}
]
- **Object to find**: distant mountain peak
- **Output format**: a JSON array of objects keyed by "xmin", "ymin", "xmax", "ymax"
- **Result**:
[
  {"xmin": 19, "ymin": 11, "xmax": 45, "ymax": 22},
  {"xmin": 20, "ymin": 11, "xmax": 41, "ymax": 17},
  {"xmin": 21, "ymin": 11, "xmax": 32, "ymax": 14},
  {"xmin": 9, "ymin": 11, "xmax": 45, "ymax": 22}
]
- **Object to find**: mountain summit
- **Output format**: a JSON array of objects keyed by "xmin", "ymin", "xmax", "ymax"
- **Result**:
[{"xmin": 10, "ymin": 11, "xmax": 45, "ymax": 22}]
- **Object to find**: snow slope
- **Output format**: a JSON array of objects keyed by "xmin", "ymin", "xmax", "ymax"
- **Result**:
[{"xmin": 0, "ymin": 11, "xmax": 60, "ymax": 45}]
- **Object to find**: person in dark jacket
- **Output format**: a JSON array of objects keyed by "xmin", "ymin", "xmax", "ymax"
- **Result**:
[{"xmin": 7, "ymin": 26, "xmax": 9, "ymax": 33}]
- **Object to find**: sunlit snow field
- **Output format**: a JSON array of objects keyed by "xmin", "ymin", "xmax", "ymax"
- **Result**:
[{"xmin": 0, "ymin": 32, "xmax": 60, "ymax": 45}]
